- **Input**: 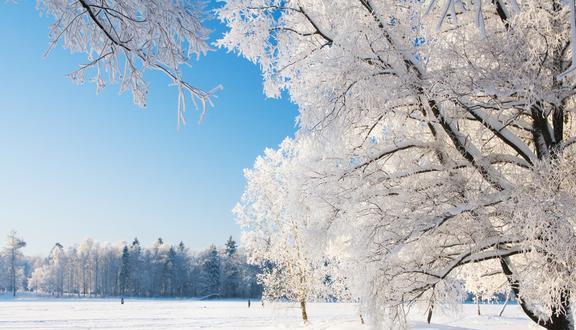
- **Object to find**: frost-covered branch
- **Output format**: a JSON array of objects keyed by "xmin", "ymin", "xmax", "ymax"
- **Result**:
[
  {"xmin": 38, "ymin": 0, "xmax": 221, "ymax": 125},
  {"xmin": 224, "ymin": 1, "xmax": 576, "ymax": 328}
]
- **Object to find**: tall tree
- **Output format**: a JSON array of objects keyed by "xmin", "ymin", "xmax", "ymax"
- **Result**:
[
  {"xmin": 118, "ymin": 246, "xmax": 130, "ymax": 296},
  {"xmin": 221, "ymin": 1, "xmax": 576, "ymax": 329},
  {"xmin": 151, "ymin": 238, "xmax": 168, "ymax": 296},
  {"xmin": 174, "ymin": 242, "xmax": 190, "ymax": 297},
  {"xmin": 164, "ymin": 246, "xmax": 178, "ymax": 296},
  {"xmin": 235, "ymin": 138, "xmax": 353, "ymax": 322},
  {"xmin": 222, "ymin": 237, "xmax": 240, "ymax": 297},
  {"xmin": 128, "ymin": 238, "xmax": 142, "ymax": 295},
  {"xmin": 5, "ymin": 231, "xmax": 26, "ymax": 297},
  {"xmin": 49, "ymin": 243, "xmax": 66, "ymax": 296},
  {"xmin": 200, "ymin": 245, "xmax": 221, "ymax": 296}
]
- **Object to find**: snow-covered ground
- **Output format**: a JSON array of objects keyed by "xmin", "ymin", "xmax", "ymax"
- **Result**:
[{"xmin": 0, "ymin": 297, "xmax": 541, "ymax": 329}]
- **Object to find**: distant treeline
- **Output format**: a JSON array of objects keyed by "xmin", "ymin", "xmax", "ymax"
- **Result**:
[{"xmin": 0, "ymin": 232, "xmax": 262, "ymax": 298}]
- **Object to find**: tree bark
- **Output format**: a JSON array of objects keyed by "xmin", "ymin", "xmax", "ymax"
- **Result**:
[
  {"xmin": 300, "ymin": 300, "xmax": 308, "ymax": 323},
  {"xmin": 476, "ymin": 295, "xmax": 481, "ymax": 316},
  {"xmin": 500, "ymin": 258, "xmax": 574, "ymax": 330},
  {"xmin": 545, "ymin": 312, "xmax": 574, "ymax": 330},
  {"xmin": 543, "ymin": 291, "xmax": 574, "ymax": 330},
  {"xmin": 427, "ymin": 293, "xmax": 435, "ymax": 324},
  {"xmin": 427, "ymin": 306, "xmax": 433, "ymax": 324}
]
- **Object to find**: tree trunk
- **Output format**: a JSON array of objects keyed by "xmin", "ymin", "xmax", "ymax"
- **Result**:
[
  {"xmin": 501, "ymin": 258, "xmax": 574, "ymax": 330},
  {"xmin": 11, "ymin": 249, "xmax": 16, "ymax": 297},
  {"xmin": 543, "ymin": 294, "xmax": 574, "ymax": 330},
  {"xmin": 499, "ymin": 291, "xmax": 510, "ymax": 317},
  {"xmin": 300, "ymin": 300, "xmax": 308, "ymax": 323},
  {"xmin": 545, "ymin": 313, "xmax": 574, "ymax": 330},
  {"xmin": 426, "ymin": 290, "xmax": 435, "ymax": 324},
  {"xmin": 476, "ymin": 295, "xmax": 481, "ymax": 316}
]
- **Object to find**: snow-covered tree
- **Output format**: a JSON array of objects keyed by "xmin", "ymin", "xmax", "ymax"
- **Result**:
[
  {"xmin": 119, "ymin": 245, "xmax": 130, "ymax": 296},
  {"xmin": 458, "ymin": 261, "xmax": 509, "ymax": 316},
  {"xmin": 222, "ymin": 1, "xmax": 576, "ymax": 329},
  {"xmin": 77, "ymin": 238, "xmax": 96, "ymax": 296},
  {"xmin": 30, "ymin": 243, "xmax": 67, "ymax": 296},
  {"xmin": 48, "ymin": 243, "xmax": 66, "ymax": 296},
  {"xmin": 235, "ymin": 138, "xmax": 353, "ymax": 322},
  {"xmin": 128, "ymin": 238, "xmax": 143, "ymax": 295},
  {"xmin": 149, "ymin": 237, "xmax": 169, "ymax": 296},
  {"xmin": 225, "ymin": 236, "xmax": 237, "ymax": 257},
  {"xmin": 33, "ymin": 0, "xmax": 220, "ymax": 125},
  {"xmin": 8, "ymin": 235, "xmax": 261, "ymax": 298},
  {"xmin": 199, "ymin": 245, "xmax": 221, "ymax": 296},
  {"xmin": 173, "ymin": 242, "xmax": 190, "ymax": 296},
  {"xmin": 4, "ymin": 231, "xmax": 26, "ymax": 297},
  {"xmin": 222, "ymin": 237, "xmax": 240, "ymax": 297}
]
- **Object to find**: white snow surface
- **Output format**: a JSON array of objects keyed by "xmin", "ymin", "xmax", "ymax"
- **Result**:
[{"xmin": 0, "ymin": 297, "xmax": 541, "ymax": 329}]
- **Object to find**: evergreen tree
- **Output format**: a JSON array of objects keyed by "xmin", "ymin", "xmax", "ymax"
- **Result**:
[
  {"xmin": 151, "ymin": 238, "xmax": 168, "ymax": 296},
  {"xmin": 10, "ymin": 235, "xmax": 262, "ymax": 299},
  {"xmin": 222, "ymin": 237, "xmax": 240, "ymax": 297},
  {"xmin": 225, "ymin": 236, "xmax": 237, "ymax": 257},
  {"xmin": 164, "ymin": 246, "xmax": 178, "ymax": 296},
  {"xmin": 118, "ymin": 246, "xmax": 130, "ymax": 296},
  {"xmin": 200, "ymin": 245, "xmax": 221, "ymax": 296},
  {"xmin": 174, "ymin": 242, "xmax": 189, "ymax": 296},
  {"xmin": 129, "ymin": 238, "xmax": 142, "ymax": 295}
]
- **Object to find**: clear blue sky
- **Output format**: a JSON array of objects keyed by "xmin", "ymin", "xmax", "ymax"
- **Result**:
[{"xmin": 0, "ymin": 2, "xmax": 297, "ymax": 255}]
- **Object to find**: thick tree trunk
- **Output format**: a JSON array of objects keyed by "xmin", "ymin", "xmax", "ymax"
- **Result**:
[
  {"xmin": 543, "ymin": 295, "xmax": 574, "ymax": 330},
  {"xmin": 545, "ymin": 313, "xmax": 574, "ymax": 330},
  {"xmin": 300, "ymin": 300, "xmax": 308, "ymax": 323},
  {"xmin": 501, "ymin": 258, "xmax": 574, "ymax": 330}
]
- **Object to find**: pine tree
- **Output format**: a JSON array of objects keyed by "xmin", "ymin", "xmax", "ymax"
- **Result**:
[
  {"xmin": 129, "ymin": 238, "xmax": 142, "ymax": 295},
  {"xmin": 225, "ymin": 236, "xmax": 237, "ymax": 257},
  {"xmin": 151, "ymin": 238, "xmax": 168, "ymax": 296},
  {"xmin": 164, "ymin": 246, "xmax": 178, "ymax": 296},
  {"xmin": 11, "ymin": 236, "xmax": 263, "ymax": 299},
  {"xmin": 223, "ymin": 237, "xmax": 240, "ymax": 297},
  {"xmin": 200, "ymin": 245, "xmax": 221, "ymax": 296},
  {"xmin": 118, "ymin": 246, "xmax": 130, "ymax": 296},
  {"xmin": 175, "ymin": 242, "xmax": 189, "ymax": 296}
]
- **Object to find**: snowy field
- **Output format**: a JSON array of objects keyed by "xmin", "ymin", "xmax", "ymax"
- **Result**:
[{"xmin": 0, "ymin": 298, "xmax": 541, "ymax": 329}]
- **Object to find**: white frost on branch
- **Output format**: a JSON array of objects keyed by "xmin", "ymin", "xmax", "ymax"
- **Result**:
[
  {"xmin": 37, "ymin": 0, "xmax": 222, "ymax": 126},
  {"xmin": 225, "ymin": 0, "xmax": 576, "ymax": 328}
]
